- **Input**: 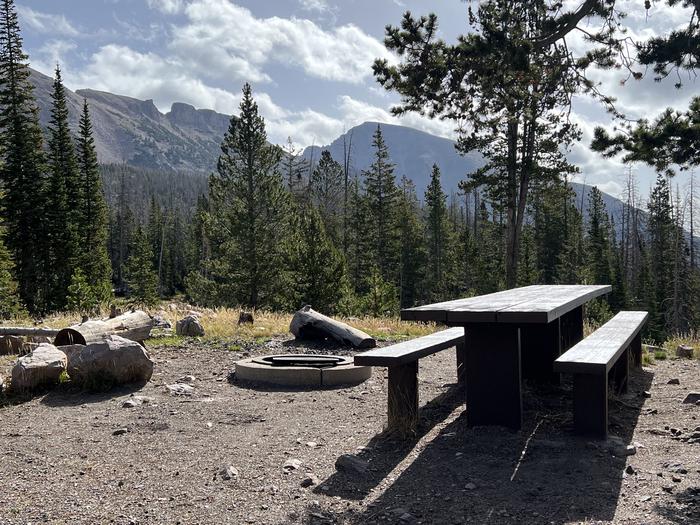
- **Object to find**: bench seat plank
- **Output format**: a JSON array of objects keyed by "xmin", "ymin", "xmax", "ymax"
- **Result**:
[
  {"xmin": 554, "ymin": 311, "xmax": 648, "ymax": 375},
  {"xmin": 354, "ymin": 327, "xmax": 464, "ymax": 367}
]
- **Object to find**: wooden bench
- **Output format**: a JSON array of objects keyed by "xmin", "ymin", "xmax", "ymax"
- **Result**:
[
  {"xmin": 354, "ymin": 327, "xmax": 465, "ymax": 431},
  {"xmin": 553, "ymin": 311, "xmax": 648, "ymax": 438}
]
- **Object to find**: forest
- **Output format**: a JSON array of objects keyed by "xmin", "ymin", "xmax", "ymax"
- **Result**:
[{"xmin": 0, "ymin": 0, "xmax": 698, "ymax": 346}]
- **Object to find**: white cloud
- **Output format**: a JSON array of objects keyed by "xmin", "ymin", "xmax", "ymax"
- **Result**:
[
  {"xmin": 30, "ymin": 40, "xmax": 77, "ymax": 75},
  {"xmin": 17, "ymin": 5, "xmax": 79, "ymax": 37},
  {"xmin": 146, "ymin": 0, "xmax": 185, "ymax": 14},
  {"xmin": 299, "ymin": 0, "xmax": 331, "ymax": 13},
  {"xmin": 337, "ymin": 95, "xmax": 457, "ymax": 140},
  {"xmin": 170, "ymin": 0, "xmax": 395, "ymax": 84}
]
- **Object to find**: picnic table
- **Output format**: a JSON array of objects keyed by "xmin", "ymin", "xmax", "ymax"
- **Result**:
[{"xmin": 401, "ymin": 284, "xmax": 611, "ymax": 430}]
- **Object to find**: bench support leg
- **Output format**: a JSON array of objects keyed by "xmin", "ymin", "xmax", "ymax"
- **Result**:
[
  {"xmin": 631, "ymin": 333, "xmax": 642, "ymax": 368},
  {"xmin": 456, "ymin": 340, "xmax": 466, "ymax": 387},
  {"xmin": 521, "ymin": 320, "xmax": 561, "ymax": 383},
  {"xmin": 387, "ymin": 361, "xmax": 419, "ymax": 433},
  {"xmin": 611, "ymin": 347, "xmax": 629, "ymax": 394},
  {"xmin": 573, "ymin": 373, "xmax": 608, "ymax": 439},
  {"xmin": 464, "ymin": 324, "xmax": 522, "ymax": 430}
]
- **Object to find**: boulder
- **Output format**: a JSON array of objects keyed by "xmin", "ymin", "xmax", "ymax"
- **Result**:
[
  {"xmin": 176, "ymin": 315, "xmax": 205, "ymax": 337},
  {"xmin": 11, "ymin": 343, "xmax": 67, "ymax": 391},
  {"xmin": 152, "ymin": 315, "xmax": 172, "ymax": 329},
  {"xmin": 65, "ymin": 335, "xmax": 154, "ymax": 387},
  {"xmin": 0, "ymin": 335, "xmax": 23, "ymax": 354}
]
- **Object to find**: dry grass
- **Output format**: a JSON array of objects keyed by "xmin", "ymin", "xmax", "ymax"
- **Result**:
[{"xmin": 0, "ymin": 302, "xmax": 438, "ymax": 345}]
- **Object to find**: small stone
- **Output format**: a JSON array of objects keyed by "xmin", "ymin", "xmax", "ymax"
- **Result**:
[
  {"xmin": 625, "ymin": 465, "xmax": 636, "ymax": 475},
  {"xmin": 121, "ymin": 395, "xmax": 152, "ymax": 408},
  {"xmin": 682, "ymin": 392, "xmax": 700, "ymax": 404},
  {"xmin": 300, "ymin": 474, "xmax": 319, "ymax": 487},
  {"xmin": 662, "ymin": 486, "xmax": 673, "ymax": 493},
  {"xmin": 218, "ymin": 465, "xmax": 239, "ymax": 481},
  {"xmin": 166, "ymin": 383, "xmax": 194, "ymax": 396},
  {"xmin": 465, "ymin": 482, "xmax": 477, "ymax": 490},
  {"xmin": 642, "ymin": 391, "xmax": 652, "ymax": 398},
  {"xmin": 667, "ymin": 378, "xmax": 680, "ymax": 385},
  {"xmin": 283, "ymin": 458, "xmax": 302, "ymax": 472},
  {"xmin": 664, "ymin": 462, "xmax": 688, "ymax": 474},
  {"xmin": 112, "ymin": 428, "xmax": 128, "ymax": 436},
  {"xmin": 335, "ymin": 454, "xmax": 368, "ymax": 476},
  {"xmin": 176, "ymin": 375, "xmax": 196, "ymax": 384},
  {"xmin": 640, "ymin": 495, "xmax": 652, "ymax": 502},
  {"xmin": 399, "ymin": 513, "xmax": 417, "ymax": 524},
  {"xmin": 306, "ymin": 441, "xmax": 317, "ymax": 448}
]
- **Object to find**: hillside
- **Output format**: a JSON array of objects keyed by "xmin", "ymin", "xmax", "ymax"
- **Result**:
[{"xmin": 30, "ymin": 68, "xmax": 230, "ymax": 172}]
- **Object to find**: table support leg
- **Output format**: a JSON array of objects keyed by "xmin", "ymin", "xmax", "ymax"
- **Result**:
[
  {"xmin": 560, "ymin": 305, "xmax": 584, "ymax": 351},
  {"xmin": 631, "ymin": 333, "xmax": 642, "ymax": 368},
  {"xmin": 456, "ymin": 340, "xmax": 466, "ymax": 387},
  {"xmin": 387, "ymin": 361, "xmax": 419, "ymax": 432},
  {"xmin": 464, "ymin": 324, "xmax": 522, "ymax": 430},
  {"xmin": 573, "ymin": 372, "xmax": 608, "ymax": 438},
  {"xmin": 521, "ymin": 320, "xmax": 561, "ymax": 383}
]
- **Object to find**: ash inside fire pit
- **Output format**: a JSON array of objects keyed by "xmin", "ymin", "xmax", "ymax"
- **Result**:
[{"xmin": 235, "ymin": 354, "xmax": 371, "ymax": 387}]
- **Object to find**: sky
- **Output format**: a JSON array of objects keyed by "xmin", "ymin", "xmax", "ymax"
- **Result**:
[{"xmin": 16, "ymin": 0, "xmax": 699, "ymax": 199}]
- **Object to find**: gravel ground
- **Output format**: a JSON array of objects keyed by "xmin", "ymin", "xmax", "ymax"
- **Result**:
[{"xmin": 0, "ymin": 338, "xmax": 698, "ymax": 525}]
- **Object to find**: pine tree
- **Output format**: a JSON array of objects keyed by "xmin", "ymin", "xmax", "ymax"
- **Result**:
[
  {"xmin": 75, "ymin": 99, "xmax": 112, "ymax": 303},
  {"xmin": 397, "ymin": 176, "xmax": 426, "ymax": 308},
  {"xmin": 45, "ymin": 65, "xmax": 80, "ymax": 310},
  {"xmin": 281, "ymin": 136, "xmax": 309, "ymax": 200},
  {"xmin": 207, "ymin": 83, "xmax": 289, "ymax": 308},
  {"xmin": 363, "ymin": 124, "xmax": 399, "ymax": 284},
  {"xmin": 424, "ymin": 164, "xmax": 450, "ymax": 299},
  {"xmin": 66, "ymin": 268, "xmax": 96, "ymax": 316},
  {"xmin": 310, "ymin": 150, "xmax": 344, "ymax": 243},
  {"xmin": 585, "ymin": 187, "xmax": 612, "ymax": 286},
  {"xmin": 0, "ymin": 0, "xmax": 49, "ymax": 312},
  {"xmin": 124, "ymin": 227, "xmax": 159, "ymax": 308},
  {"xmin": 285, "ymin": 205, "xmax": 346, "ymax": 313},
  {"xmin": 0, "ymin": 219, "xmax": 22, "ymax": 318}
]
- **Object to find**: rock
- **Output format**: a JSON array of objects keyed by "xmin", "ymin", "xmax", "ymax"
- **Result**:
[
  {"xmin": 398, "ymin": 513, "xmax": 417, "ymax": 524},
  {"xmin": 640, "ymin": 495, "xmax": 652, "ymax": 502},
  {"xmin": 300, "ymin": 474, "xmax": 319, "ymax": 487},
  {"xmin": 625, "ymin": 465, "xmax": 636, "ymax": 475},
  {"xmin": 335, "ymin": 454, "xmax": 368, "ymax": 475},
  {"xmin": 642, "ymin": 390, "xmax": 652, "ymax": 398},
  {"xmin": 0, "ymin": 335, "xmax": 24, "ymax": 354},
  {"xmin": 283, "ymin": 458, "xmax": 302, "ymax": 472},
  {"xmin": 65, "ymin": 335, "xmax": 154, "ymax": 387},
  {"xmin": 238, "ymin": 311, "xmax": 254, "ymax": 325},
  {"xmin": 10, "ymin": 344, "xmax": 67, "ymax": 391},
  {"xmin": 112, "ymin": 428, "xmax": 128, "ymax": 436},
  {"xmin": 0, "ymin": 373, "xmax": 4, "ymax": 393},
  {"xmin": 121, "ymin": 395, "xmax": 153, "ymax": 408},
  {"xmin": 152, "ymin": 315, "xmax": 172, "ymax": 329},
  {"xmin": 176, "ymin": 315, "xmax": 205, "ymax": 337},
  {"xmin": 682, "ymin": 392, "xmax": 700, "ymax": 404},
  {"xmin": 176, "ymin": 375, "xmax": 196, "ymax": 384},
  {"xmin": 664, "ymin": 462, "xmax": 688, "ymax": 474},
  {"xmin": 603, "ymin": 436, "xmax": 636, "ymax": 457},
  {"xmin": 166, "ymin": 383, "xmax": 194, "ymax": 396},
  {"xmin": 465, "ymin": 482, "xmax": 477, "ymax": 490},
  {"xmin": 676, "ymin": 345, "xmax": 694, "ymax": 358},
  {"xmin": 218, "ymin": 465, "xmax": 239, "ymax": 481},
  {"xmin": 187, "ymin": 310, "xmax": 203, "ymax": 318},
  {"xmin": 672, "ymin": 475, "xmax": 682, "ymax": 482}
]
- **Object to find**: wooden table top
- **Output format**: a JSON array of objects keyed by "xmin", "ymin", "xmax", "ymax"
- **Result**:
[{"xmin": 401, "ymin": 285, "xmax": 611, "ymax": 324}]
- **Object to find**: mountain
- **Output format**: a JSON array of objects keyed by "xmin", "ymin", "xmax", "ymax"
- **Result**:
[
  {"xmin": 303, "ymin": 121, "xmax": 482, "ymax": 198},
  {"xmin": 29, "ymin": 68, "xmax": 230, "ymax": 172}
]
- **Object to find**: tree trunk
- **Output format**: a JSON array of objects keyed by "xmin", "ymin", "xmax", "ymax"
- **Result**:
[
  {"xmin": 0, "ymin": 327, "xmax": 60, "ymax": 337},
  {"xmin": 290, "ymin": 306, "xmax": 376, "ymax": 349},
  {"xmin": 54, "ymin": 310, "xmax": 153, "ymax": 346}
]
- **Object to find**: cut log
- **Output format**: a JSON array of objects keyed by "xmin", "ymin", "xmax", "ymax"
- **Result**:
[
  {"xmin": 290, "ymin": 306, "xmax": 376, "ymax": 349},
  {"xmin": 53, "ymin": 310, "xmax": 154, "ymax": 346},
  {"xmin": 0, "ymin": 327, "xmax": 60, "ymax": 337}
]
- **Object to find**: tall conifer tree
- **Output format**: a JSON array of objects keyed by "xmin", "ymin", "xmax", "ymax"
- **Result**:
[
  {"xmin": 76, "ymin": 99, "xmax": 112, "ymax": 303},
  {"xmin": 45, "ymin": 65, "xmax": 80, "ymax": 310},
  {"xmin": 0, "ymin": 0, "xmax": 48, "ymax": 311}
]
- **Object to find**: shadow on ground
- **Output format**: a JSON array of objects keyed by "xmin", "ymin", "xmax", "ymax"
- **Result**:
[{"xmin": 304, "ymin": 367, "xmax": 654, "ymax": 525}]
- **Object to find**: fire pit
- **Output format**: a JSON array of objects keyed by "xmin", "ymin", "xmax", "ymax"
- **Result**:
[{"xmin": 235, "ymin": 354, "xmax": 371, "ymax": 387}]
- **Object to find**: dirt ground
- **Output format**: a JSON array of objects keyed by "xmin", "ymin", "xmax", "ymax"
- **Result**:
[{"xmin": 0, "ymin": 338, "xmax": 698, "ymax": 525}]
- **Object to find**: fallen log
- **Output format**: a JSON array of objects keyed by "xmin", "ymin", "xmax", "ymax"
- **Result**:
[
  {"xmin": 0, "ymin": 327, "xmax": 60, "ymax": 337},
  {"xmin": 290, "ymin": 306, "xmax": 376, "ymax": 349},
  {"xmin": 54, "ymin": 310, "xmax": 154, "ymax": 346}
]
